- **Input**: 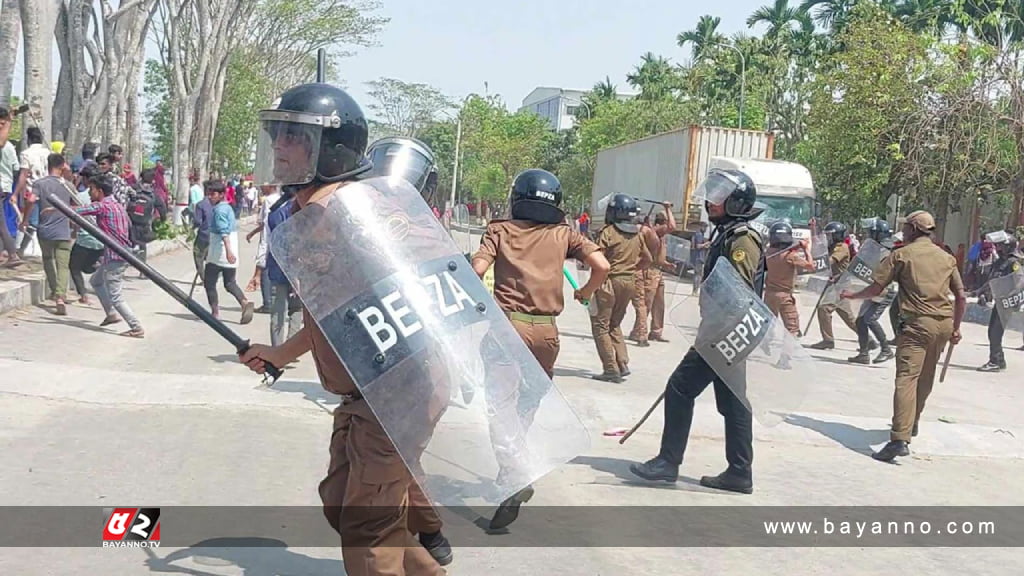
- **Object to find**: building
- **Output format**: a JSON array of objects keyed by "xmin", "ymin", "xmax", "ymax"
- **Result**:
[{"xmin": 519, "ymin": 86, "xmax": 633, "ymax": 131}]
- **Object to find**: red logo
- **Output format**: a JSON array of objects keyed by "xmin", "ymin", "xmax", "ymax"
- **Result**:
[{"xmin": 103, "ymin": 508, "xmax": 161, "ymax": 545}]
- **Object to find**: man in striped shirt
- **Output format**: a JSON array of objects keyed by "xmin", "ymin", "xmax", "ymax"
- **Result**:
[{"xmin": 75, "ymin": 173, "xmax": 144, "ymax": 338}]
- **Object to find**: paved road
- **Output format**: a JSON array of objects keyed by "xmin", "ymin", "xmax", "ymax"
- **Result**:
[{"xmin": 1, "ymin": 224, "xmax": 1022, "ymax": 575}]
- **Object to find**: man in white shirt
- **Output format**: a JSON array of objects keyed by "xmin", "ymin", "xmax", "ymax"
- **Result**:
[
  {"xmin": 14, "ymin": 127, "xmax": 51, "ymax": 257},
  {"xmin": 245, "ymin": 184, "xmax": 280, "ymax": 313},
  {"xmin": 0, "ymin": 107, "xmax": 24, "ymax": 267}
]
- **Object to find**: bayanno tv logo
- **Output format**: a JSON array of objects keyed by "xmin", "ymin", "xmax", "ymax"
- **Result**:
[{"xmin": 102, "ymin": 508, "xmax": 161, "ymax": 548}]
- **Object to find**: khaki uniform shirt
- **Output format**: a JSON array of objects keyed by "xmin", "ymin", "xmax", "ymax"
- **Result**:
[
  {"xmin": 599, "ymin": 225, "xmax": 648, "ymax": 277},
  {"xmin": 873, "ymin": 235, "xmax": 964, "ymax": 319},
  {"xmin": 765, "ymin": 247, "xmax": 803, "ymax": 293},
  {"xmin": 473, "ymin": 220, "xmax": 599, "ymax": 316}
]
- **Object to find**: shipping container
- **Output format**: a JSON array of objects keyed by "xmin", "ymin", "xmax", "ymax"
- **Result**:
[{"xmin": 590, "ymin": 125, "xmax": 774, "ymax": 230}]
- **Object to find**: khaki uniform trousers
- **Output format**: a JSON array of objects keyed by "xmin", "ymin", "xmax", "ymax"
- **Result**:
[
  {"xmin": 591, "ymin": 275, "xmax": 635, "ymax": 374},
  {"xmin": 319, "ymin": 400, "xmax": 445, "ymax": 576},
  {"xmin": 817, "ymin": 300, "xmax": 859, "ymax": 342},
  {"xmin": 890, "ymin": 315, "xmax": 953, "ymax": 442},
  {"xmin": 630, "ymin": 268, "xmax": 666, "ymax": 341},
  {"xmin": 765, "ymin": 290, "xmax": 801, "ymax": 336}
]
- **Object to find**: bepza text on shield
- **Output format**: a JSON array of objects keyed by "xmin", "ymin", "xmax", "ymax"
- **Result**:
[
  {"xmin": 714, "ymin": 307, "xmax": 770, "ymax": 363},
  {"xmin": 1001, "ymin": 290, "xmax": 1024, "ymax": 311},
  {"xmin": 357, "ymin": 270, "xmax": 476, "ymax": 354}
]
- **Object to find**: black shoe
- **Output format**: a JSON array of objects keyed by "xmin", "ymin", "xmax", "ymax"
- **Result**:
[
  {"xmin": 807, "ymin": 340, "xmax": 835, "ymax": 350},
  {"xmin": 872, "ymin": 440, "xmax": 910, "ymax": 462},
  {"xmin": 847, "ymin": 352, "xmax": 871, "ymax": 365},
  {"xmin": 489, "ymin": 485, "xmax": 534, "ymax": 530},
  {"xmin": 592, "ymin": 372, "xmax": 624, "ymax": 383},
  {"xmin": 873, "ymin": 349, "xmax": 895, "ymax": 364},
  {"xmin": 629, "ymin": 457, "xmax": 679, "ymax": 483},
  {"xmin": 977, "ymin": 362, "xmax": 1006, "ymax": 372},
  {"xmin": 912, "ymin": 423, "xmax": 919, "ymax": 438},
  {"xmin": 868, "ymin": 339, "xmax": 879, "ymax": 351},
  {"xmin": 699, "ymin": 470, "xmax": 753, "ymax": 494},
  {"xmin": 254, "ymin": 305, "xmax": 271, "ymax": 314},
  {"xmin": 419, "ymin": 531, "xmax": 453, "ymax": 566}
]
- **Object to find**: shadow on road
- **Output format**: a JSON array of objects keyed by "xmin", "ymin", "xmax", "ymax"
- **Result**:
[
  {"xmin": 21, "ymin": 314, "xmax": 112, "ymax": 335},
  {"xmin": 264, "ymin": 378, "xmax": 342, "ymax": 409},
  {"xmin": 553, "ymin": 366, "xmax": 594, "ymax": 379},
  {"xmin": 570, "ymin": 455, "xmax": 705, "ymax": 491},
  {"xmin": 143, "ymin": 539, "xmax": 344, "ymax": 576},
  {"xmin": 785, "ymin": 414, "xmax": 889, "ymax": 456}
]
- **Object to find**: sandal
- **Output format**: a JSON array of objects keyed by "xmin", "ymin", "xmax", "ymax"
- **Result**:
[{"xmin": 120, "ymin": 329, "xmax": 145, "ymax": 339}]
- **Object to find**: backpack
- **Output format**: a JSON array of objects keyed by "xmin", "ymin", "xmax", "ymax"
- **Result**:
[{"xmin": 127, "ymin": 191, "xmax": 157, "ymax": 245}]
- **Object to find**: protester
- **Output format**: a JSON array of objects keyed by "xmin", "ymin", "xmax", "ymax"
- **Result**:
[
  {"xmin": 127, "ymin": 169, "xmax": 159, "ymax": 270},
  {"xmin": 20, "ymin": 154, "xmax": 75, "ymax": 314},
  {"xmin": 245, "ymin": 185, "xmax": 280, "ymax": 313},
  {"xmin": 95, "ymin": 153, "xmax": 132, "ymax": 206},
  {"xmin": 74, "ymin": 173, "xmax": 145, "ymax": 338},
  {"xmin": 107, "ymin": 144, "xmax": 125, "ymax": 175},
  {"xmin": 190, "ymin": 185, "xmax": 214, "ymax": 284},
  {"xmin": 265, "ymin": 198, "xmax": 303, "ymax": 347},
  {"xmin": 0, "ymin": 107, "xmax": 24, "ymax": 267},
  {"xmin": 203, "ymin": 180, "xmax": 255, "ymax": 324}
]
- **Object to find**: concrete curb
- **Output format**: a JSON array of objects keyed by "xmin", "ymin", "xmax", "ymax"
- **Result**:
[{"xmin": 0, "ymin": 215, "xmax": 258, "ymax": 317}]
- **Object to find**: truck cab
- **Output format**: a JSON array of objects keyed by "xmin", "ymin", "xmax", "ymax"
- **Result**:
[{"xmin": 706, "ymin": 157, "xmax": 817, "ymax": 240}]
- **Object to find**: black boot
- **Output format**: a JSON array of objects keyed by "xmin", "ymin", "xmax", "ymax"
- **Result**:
[
  {"xmin": 807, "ymin": 340, "xmax": 835, "ymax": 350},
  {"xmin": 847, "ymin": 351, "xmax": 871, "ymax": 365},
  {"xmin": 419, "ymin": 531, "xmax": 453, "ymax": 566},
  {"xmin": 629, "ymin": 457, "xmax": 679, "ymax": 483},
  {"xmin": 977, "ymin": 362, "xmax": 1006, "ymax": 372},
  {"xmin": 872, "ymin": 440, "xmax": 910, "ymax": 462},
  {"xmin": 699, "ymin": 470, "xmax": 753, "ymax": 494},
  {"xmin": 619, "ymin": 365, "xmax": 632, "ymax": 377},
  {"xmin": 489, "ymin": 485, "xmax": 534, "ymax": 530},
  {"xmin": 873, "ymin": 348, "xmax": 895, "ymax": 364},
  {"xmin": 912, "ymin": 423, "xmax": 919, "ymax": 438}
]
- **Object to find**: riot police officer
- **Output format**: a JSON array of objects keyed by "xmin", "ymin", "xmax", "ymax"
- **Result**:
[
  {"xmin": 472, "ymin": 168, "xmax": 609, "ymax": 529},
  {"xmin": 977, "ymin": 233, "xmax": 1022, "ymax": 372},
  {"xmin": 849, "ymin": 218, "xmax": 897, "ymax": 365},
  {"xmin": 591, "ymin": 193, "xmax": 648, "ymax": 383},
  {"xmin": 764, "ymin": 221, "xmax": 815, "ymax": 336},
  {"xmin": 630, "ymin": 169, "xmax": 764, "ymax": 494},
  {"xmin": 808, "ymin": 221, "xmax": 872, "ymax": 350},
  {"xmin": 238, "ymin": 83, "xmax": 450, "ymax": 574},
  {"xmin": 365, "ymin": 136, "xmax": 440, "ymax": 207}
]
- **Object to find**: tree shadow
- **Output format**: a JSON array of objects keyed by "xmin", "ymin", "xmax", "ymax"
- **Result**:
[
  {"xmin": 785, "ymin": 414, "xmax": 890, "ymax": 456},
  {"xmin": 143, "ymin": 538, "xmax": 344, "ymax": 576}
]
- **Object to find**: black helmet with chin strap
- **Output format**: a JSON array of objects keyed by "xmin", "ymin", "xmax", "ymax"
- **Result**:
[
  {"xmin": 769, "ymin": 221, "xmax": 794, "ymax": 247},
  {"xmin": 365, "ymin": 136, "xmax": 439, "ymax": 206},
  {"xmin": 254, "ymin": 83, "xmax": 371, "ymax": 191},
  {"xmin": 694, "ymin": 169, "xmax": 762, "ymax": 224},
  {"xmin": 823, "ymin": 221, "xmax": 848, "ymax": 248},
  {"xmin": 509, "ymin": 168, "xmax": 565, "ymax": 225},
  {"xmin": 606, "ymin": 193, "xmax": 641, "ymax": 234}
]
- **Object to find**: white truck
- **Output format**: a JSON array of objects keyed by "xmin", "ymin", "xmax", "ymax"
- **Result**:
[{"xmin": 706, "ymin": 156, "xmax": 818, "ymax": 241}]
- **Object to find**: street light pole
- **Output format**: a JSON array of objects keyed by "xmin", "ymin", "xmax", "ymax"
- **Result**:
[
  {"xmin": 710, "ymin": 42, "xmax": 746, "ymax": 130},
  {"xmin": 450, "ymin": 114, "xmax": 462, "ymax": 216}
]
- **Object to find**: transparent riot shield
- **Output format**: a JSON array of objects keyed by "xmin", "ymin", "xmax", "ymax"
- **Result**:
[
  {"xmin": 270, "ymin": 177, "xmax": 590, "ymax": 506},
  {"xmin": 990, "ymin": 270, "xmax": 1024, "ymax": 331},
  {"xmin": 797, "ymin": 233, "xmax": 830, "ymax": 277},
  {"xmin": 669, "ymin": 258, "xmax": 812, "ymax": 426},
  {"xmin": 819, "ymin": 239, "xmax": 890, "ymax": 307}
]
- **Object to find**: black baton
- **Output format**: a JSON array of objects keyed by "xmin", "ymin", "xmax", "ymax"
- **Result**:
[{"xmin": 47, "ymin": 195, "xmax": 283, "ymax": 383}]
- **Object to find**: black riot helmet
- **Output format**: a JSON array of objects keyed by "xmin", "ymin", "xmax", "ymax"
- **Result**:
[
  {"xmin": 693, "ymin": 169, "xmax": 761, "ymax": 224},
  {"xmin": 769, "ymin": 221, "xmax": 794, "ymax": 247},
  {"xmin": 254, "ymin": 83, "xmax": 371, "ymax": 189},
  {"xmin": 510, "ymin": 168, "xmax": 565, "ymax": 225},
  {"xmin": 823, "ymin": 221, "xmax": 848, "ymax": 248},
  {"xmin": 986, "ymin": 230, "xmax": 1019, "ymax": 255},
  {"xmin": 365, "ymin": 137, "xmax": 439, "ymax": 205},
  {"xmin": 606, "ymin": 193, "xmax": 641, "ymax": 234},
  {"xmin": 862, "ymin": 217, "xmax": 892, "ymax": 243}
]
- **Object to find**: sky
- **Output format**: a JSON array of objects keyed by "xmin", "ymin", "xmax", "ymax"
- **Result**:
[{"xmin": 10, "ymin": 0, "xmax": 770, "ymax": 121}]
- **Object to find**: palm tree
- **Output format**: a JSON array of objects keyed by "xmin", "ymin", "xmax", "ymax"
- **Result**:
[
  {"xmin": 747, "ymin": 0, "xmax": 803, "ymax": 40},
  {"xmin": 677, "ymin": 15, "xmax": 727, "ymax": 60},
  {"xmin": 893, "ymin": 0, "xmax": 955, "ymax": 34},
  {"xmin": 592, "ymin": 76, "xmax": 617, "ymax": 101},
  {"xmin": 799, "ymin": 0, "xmax": 857, "ymax": 32},
  {"xmin": 626, "ymin": 52, "xmax": 679, "ymax": 101}
]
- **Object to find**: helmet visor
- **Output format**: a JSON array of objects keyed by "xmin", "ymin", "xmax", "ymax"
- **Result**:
[
  {"xmin": 254, "ymin": 110, "xmax": 324, "ymax": 187},
  {"xmin": 367, "ymin": 141, "xmax": 435, "ymax": 193},
  {"xmin": 985, "ymin": 230, "xmax": 1010, "ymax": 245},
  {"xmin": 692, "ymin": 171, "xmax": 739, "ymax": 206}
]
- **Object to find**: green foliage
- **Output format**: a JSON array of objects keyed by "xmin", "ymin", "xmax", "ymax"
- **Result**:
[
  {"xmin": 212, "ymin": 55, "xmax": 275, "ymax": 175},
  {"xmin": 143, "ymin": 61, "xmax": 174, "ymax": 166},
  {"xmin": 152, "ymin": 219, "xmax": 186, "ymax": 241}
]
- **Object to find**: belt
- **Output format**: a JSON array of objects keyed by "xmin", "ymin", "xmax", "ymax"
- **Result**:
[
  {"xmin": 610, "ymin": 272, "xmax": 634, "ymax": 278},
  {"xmin": 506, "ymin": 311, "xmax": 555, "ymax": 325}
]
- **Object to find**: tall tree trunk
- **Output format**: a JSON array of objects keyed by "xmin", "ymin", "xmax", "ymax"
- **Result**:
[
  {"xmin": 20, "ymin": 0, "xmax": 57, "ymax": 138},
  {"xmin": 0, "ymin": 0, "xmax": 22, "ymax": 103}
]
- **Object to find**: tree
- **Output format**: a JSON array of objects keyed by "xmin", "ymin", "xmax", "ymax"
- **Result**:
[
  {"xmin": 0, "ymin": 0, "xmax": 22, "ymax": 103},
  {"xmin": 365, "ymin": 78, "xmax": 452, "ymax": 138},
  {"xmin": 625, "ymin": 52, "xmax": 680, "ymax": 101},
  {"xmin": 20, "ymin": 0, "xmax": 59, "ymax": 138},
  {"xmin": 143, "ymin": 59, "xmax": 173, "ymax": 164},
  {"xmin": 211, "ymin": 55, "xmax": 275, "ymax": 174},
  {"xmin": 747, "ymin": 0, "xmax": 803, "ymax": 40},
  {"xmin": 799, "ymin": 2, "xmax": 931, "ymax": 223},
  {"xmin": 677, "ymin": 15, "xmax": 726, "ymax": 60}
]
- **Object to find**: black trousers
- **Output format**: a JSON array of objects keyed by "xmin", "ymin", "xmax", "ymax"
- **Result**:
[
  {"xmin": 204, "ymin": 263, "xmax": 245, "ymax": 312},
  {"xmin": 659, "ymin": 347, "xmax": 753, "ymax": 479},
  {"xmin": 857, "ymin": 290, "xmax": 896, "ymax": 352},
  {"xmin": 988, "ymin": 308, "xmax": 1005, "ymax": 366},
  {"xmin": 69, "ymin": 244, "xmax": 104, "ymax": 296}
]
